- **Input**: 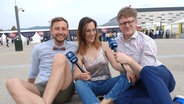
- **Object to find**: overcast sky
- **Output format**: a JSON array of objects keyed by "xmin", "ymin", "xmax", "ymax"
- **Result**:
[{"xmin": 0, "ymin": 0, "xmax": 184, "ymax": 30}]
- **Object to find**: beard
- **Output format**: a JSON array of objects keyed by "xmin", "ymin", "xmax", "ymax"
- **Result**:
[
  {"xmin": 55, "ymin": 38, "xmax": 64, "ymax": 43},
  {"xmin": 53, "ymin": 34, "xmax": 67, "ymax": 44}
]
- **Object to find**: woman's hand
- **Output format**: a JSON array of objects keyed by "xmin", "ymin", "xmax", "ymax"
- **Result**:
[
  {"xmin": 80, "ymin": 71, "xmax": 91, "ymax": 81},
  {"xmin": 124, "ymin": 64, "xmax": 137, "ymax": 85}
]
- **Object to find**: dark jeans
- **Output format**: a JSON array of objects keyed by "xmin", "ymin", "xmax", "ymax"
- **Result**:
[{"xmin": 115, "ymin": 65, "xmax": 176, "ymax": 104}]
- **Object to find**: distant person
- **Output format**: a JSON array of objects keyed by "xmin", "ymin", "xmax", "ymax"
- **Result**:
[
  {"xmin": 6, "ymin": 17, "xmax": 77, "ymax": 104},
  {"xmin": 166, "ymin": 29, "xmax": 170, "ymax": 39},
  {"xmin": 158, "ymin": 28, "xmax": 164, "ymax": 38},
  {"xmin": 148, "ymin": 29, "xmax": 154, "ymax": 39},
  {"xmin": 113, "ymin": 31, "xmax": 117, "ymax": 38},
  {"xmin": 73, "ymin": 17, "xmax": 134, "ymax": 104},
  {"xmin": 145, "ymin": 30, "xmax": 148, "ymax": 35},
  {"xmin": 26, "ymin": 36, "xmax": 30, "ymax": 45},
  {"xmin": 6, "ymin": 36, "xmax": 9, "ymax": 47},
  {"xmin": 155, "ymin": 29, "xmax": 159, "ymax": 39},
  {"xmin": 11, "ymin": 38, "xmax": 15, "ymax": 44},
  {"xmin": 0, "ymin": 36, "xmax": 3, "ymax": 45},
  {"xmin": 114, "ymin": 6, "xmax": 183, "ymax": 104}
]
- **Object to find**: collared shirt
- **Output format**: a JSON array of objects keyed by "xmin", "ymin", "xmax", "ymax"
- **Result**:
[
  {"xmin": 28, "ymin": 39, "xmax": 77, "ymax": 83},
  {"xmin": 116, "ymin": 30, "xmax": 162, "ymax": 67}
]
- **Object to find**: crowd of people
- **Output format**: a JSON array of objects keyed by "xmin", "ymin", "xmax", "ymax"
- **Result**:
[
  {"xmin": 5, "ymin": 6, "xmax": 184, "ymax": 104},
  {"xmin": 142, "ymin": 28, "xmax": 178, "ymax": 39}
]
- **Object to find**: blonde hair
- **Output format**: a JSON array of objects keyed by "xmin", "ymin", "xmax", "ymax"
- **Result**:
[{"xmin": 117, "ymin": 6, "xmax": 137, "ymax": 21}]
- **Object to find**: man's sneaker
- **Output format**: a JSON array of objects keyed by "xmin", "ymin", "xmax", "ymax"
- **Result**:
[{"xmin": 173, "ymin": 95, "xmax": 184, "ymax": 104}]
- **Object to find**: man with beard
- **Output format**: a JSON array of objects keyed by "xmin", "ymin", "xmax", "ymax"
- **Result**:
[{"xmin": 6, "ymin": 17, "xmax": 77, "ymax": 104}]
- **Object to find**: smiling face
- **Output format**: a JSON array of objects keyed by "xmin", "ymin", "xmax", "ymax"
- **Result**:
[
  {"xmin": 118, "ymin": 16, "xmax": 137, "ymax": 40},
  {"xmin": 84, "ymin": 21, "xmax": 97, "ymax": 44},
  {"xmin": 77, "ymin": 17, "xmax": 101, "ymax": 55},
  {"xmin": 117, "ymin": 6, "xmax": 138, "ymax": 40},
  {"xmin": 50, "ymin": 20, "xmax": 69, "ymax": 46}
]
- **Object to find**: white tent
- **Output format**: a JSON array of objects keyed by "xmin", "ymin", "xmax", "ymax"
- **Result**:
[
  {"xmin": 0, "ymin": 33, "xmax": 41, "ymax": 44},
  {"xmin": 31, "ymin": 33, "xmax": 41, "ymax": 43}
]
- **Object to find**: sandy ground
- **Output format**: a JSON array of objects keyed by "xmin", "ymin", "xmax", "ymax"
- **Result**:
[{"xmin": 0, "ymin": 39, "xmax": 184, "ymax": 104}]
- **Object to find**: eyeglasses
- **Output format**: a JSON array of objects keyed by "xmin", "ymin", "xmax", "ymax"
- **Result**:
[{"xmin": 119, "ymin": 20, "xmax": 135, "ymax": 27}]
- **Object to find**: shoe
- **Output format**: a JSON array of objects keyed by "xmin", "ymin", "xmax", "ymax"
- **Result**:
[
  {"xmin": 98, "ymin": 96, "xmax": 104, "ymax": 101},
  {"xmin": 173, "ymin": 95, "xmax": 184, "ymax": 104}
]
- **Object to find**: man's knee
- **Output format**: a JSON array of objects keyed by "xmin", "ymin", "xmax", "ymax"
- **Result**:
[
  {"xmin": 6, "ymin": 78, "xmax": 22, "ymax": 93},
  {"xmin": 54, "ymin": 54, "xmax": 67, "ymax": 63},
  {"xmin": 6, "ymin": 78, "xmax": 21, "ymax": 87},
  {"xmin": 140, "ymin": 66, "xmax": 157, "ymax": 77}
]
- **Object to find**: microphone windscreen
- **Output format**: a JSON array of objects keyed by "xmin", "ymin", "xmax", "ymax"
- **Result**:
[
  {"xmin": 108, "ymin": 38, "xmax": 118, "ymax": 50},
  {"xmin": 66, "ymin": 51, "xmax": 78, "ymax": 64}
]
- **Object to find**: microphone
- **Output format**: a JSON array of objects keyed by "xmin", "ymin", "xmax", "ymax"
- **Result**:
[
  {"xmin": 108, "ymin": 38, "xmax": 118, "ymax": 52},
  {"xmin": 66, "ymin": 51, "xmax": 85, "ymax": 73},
  {"xmin": 108, "ymin": 38, "xmax": 126, "ymax": 73}
]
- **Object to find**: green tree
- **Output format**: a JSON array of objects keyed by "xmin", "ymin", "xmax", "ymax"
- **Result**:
[
  {"xmin": 0, "ymin": 28, "xmax": 3, "ymax": 31},
  {"xmin": 11, "ymin": 26, "xmax": 17, "ymax": 30}
]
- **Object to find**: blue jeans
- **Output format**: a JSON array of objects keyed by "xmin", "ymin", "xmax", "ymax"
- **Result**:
[
  {"xmin": 115, "ymin": 65, "xmax": 176, "ymax": 104},
  {"xmin": 75, "ymin": 74, "xmax": 132, "ymax": 104}
]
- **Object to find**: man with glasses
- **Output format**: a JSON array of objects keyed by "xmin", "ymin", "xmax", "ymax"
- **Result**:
[{"xmin": 113, "ymin": 6, "xmax": 183, "ymax": 104}]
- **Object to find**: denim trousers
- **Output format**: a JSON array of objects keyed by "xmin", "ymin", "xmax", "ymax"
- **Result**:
[
  {"xmin": 115, "ymin": 65, "xmax": 176, "ymax": 104},
  {"xmin": 75, "ymin": 73, "xmax": 132, "ymax": 104}
]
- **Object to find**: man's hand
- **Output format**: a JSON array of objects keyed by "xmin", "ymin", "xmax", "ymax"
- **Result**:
[{"xmin": 124, "ymin": 64, "xmax": 137, "ymax": 85}]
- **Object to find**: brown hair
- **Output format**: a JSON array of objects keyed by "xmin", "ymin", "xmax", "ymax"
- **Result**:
[
  {"xmin": 117, "ymin": 6, "xmax": 137, "ymax": 21},
  {"xmin": 77, "ymin": 17, "xmax": 101, "ymax": 55},
  {"xmin": 50, "ymin": 17, "xmax": 69, "ymax": 28}
]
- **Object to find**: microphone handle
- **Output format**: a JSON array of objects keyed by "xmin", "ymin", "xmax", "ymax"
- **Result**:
[
  {"xmin": 113, "ymin": 48, "xmax": 126, "ymax": 74},
  {"xmin": 113, "ymin": 48, "xmax": 118, "ymax": 52},
  {"xmin": 76, "ymin": 62, "xmax": 85, "ymax": 73}
]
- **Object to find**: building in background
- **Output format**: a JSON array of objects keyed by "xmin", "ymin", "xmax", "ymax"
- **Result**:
[
  {"xmin": 102, "ymin": 7, "xmax": 184, "ymax": 38},
  {"xmin": 1, "ymin": 7, "xmax": 184, "ymax": 42}
]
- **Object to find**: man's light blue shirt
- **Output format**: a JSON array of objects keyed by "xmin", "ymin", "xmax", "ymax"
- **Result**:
[{"xmin": 28, "ymin": 39, "xmax": 77, "ymax": 83}]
